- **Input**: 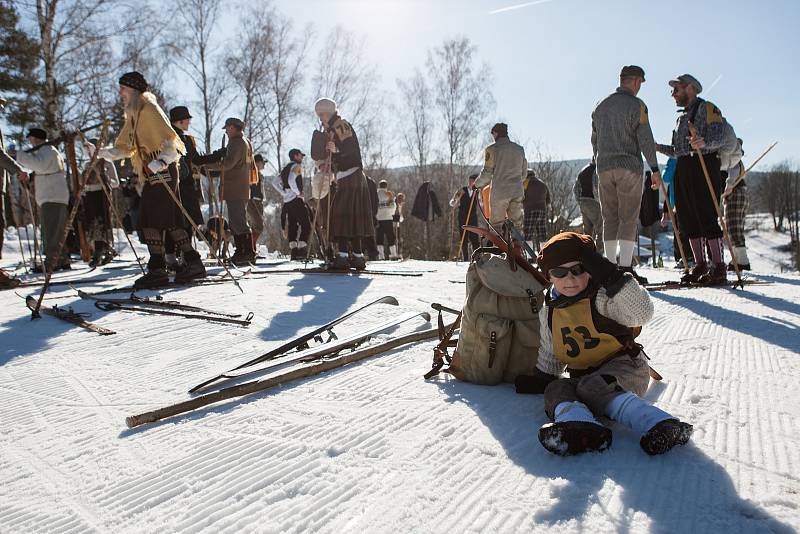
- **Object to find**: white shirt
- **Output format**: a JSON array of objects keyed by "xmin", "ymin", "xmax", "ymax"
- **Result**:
[
  {"xmin": 16, "ymin": 144, "xmax": 69, "ymax": 206},
  {"xmin": 270, "ymin": 163, "xmax": 303, "ymax": 203}
]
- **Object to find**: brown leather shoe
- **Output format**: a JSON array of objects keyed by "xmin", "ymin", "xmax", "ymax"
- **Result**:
[
  {"xmin": 680, "ymin": 262, "xmax": 707, "ymax": 284},
  {"xmin": 699, "ymin": 263, "xmax": 728, "ymax": 286}
]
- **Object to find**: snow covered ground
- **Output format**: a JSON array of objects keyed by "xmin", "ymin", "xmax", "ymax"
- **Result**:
[{"xmin": 1, "ymin": 217, "xmax": 798, "ymax": 534}]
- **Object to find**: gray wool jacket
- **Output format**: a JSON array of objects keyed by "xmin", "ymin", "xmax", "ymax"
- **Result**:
[
  {"xmin": 474, "ymin": 136, "xmax": 528, "ymax": 201},
  {"xmin": 591, "ymin": 87, "xmax": 659, "ymax": 175}
]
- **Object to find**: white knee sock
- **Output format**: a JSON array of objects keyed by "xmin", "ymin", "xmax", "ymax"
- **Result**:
[
  {"xmin": 605, "ymin": 392, "xmax": 673, "ymax": 435},
  {"xmin": 733, "ymin": 246, "xmax": 749, "ymax": 264},
  {"xmin": 618, "ymin": 240, "xmax": 635, "ymax": 267},
  {"xmin": 554, "ymin": 401, "xmax": 602, "ymax": 425},
  {"xmin": 604, "ymin": 240, "xmax": 618, "ymax": 263}
]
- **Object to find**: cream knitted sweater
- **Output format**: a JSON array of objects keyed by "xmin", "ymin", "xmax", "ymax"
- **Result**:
[{"xmin": 536, "ymin": 274, "xmax": 654, "ymax": 376}]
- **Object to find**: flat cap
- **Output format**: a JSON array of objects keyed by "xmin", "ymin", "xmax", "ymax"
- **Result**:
[
  {"xmin": 669, "ymin": 74, "xmax": 702, "ymax": 93},
  {"xmin": 620, "ymin": 65, "xmax": 646, "ymax": 81},
  {"xmin": 222, "ymin": 117, "xmax": 245, "ymax": 129}
]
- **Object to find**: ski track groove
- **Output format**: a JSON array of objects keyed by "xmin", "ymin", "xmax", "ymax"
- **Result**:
[{"xmin": 2, "ymin": 238, "xmax": 800, "ymax": 533}]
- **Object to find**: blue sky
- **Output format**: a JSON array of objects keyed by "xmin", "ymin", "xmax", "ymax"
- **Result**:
[{"xmin": 257, "ymin": 0, "xmax": 798, "ymax": 168}]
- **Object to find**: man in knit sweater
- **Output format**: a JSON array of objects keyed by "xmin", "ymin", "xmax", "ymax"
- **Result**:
[
  {"xmin": 16, "ymin": 128, "xmax": 71, "ymax": 272},
  {"xmin": 591, "ymin": 65, "xmax": 661, "ymax": 284},
  {"xmin": 474, "ymin": 122, "xmax": 527, "ymax": 232}
]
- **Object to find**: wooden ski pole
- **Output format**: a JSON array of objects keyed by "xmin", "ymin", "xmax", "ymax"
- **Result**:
[
  {"xmin": 308, "ymin": 134, "xmax": 335, "ymax": 262},
  {"xmin": 22, "ymin": 182, "xmax": 40, "ymax": 266},
  {"xmin": 304, "ymin": 198, "xmax": 321, "ymax": 263},
  {"xmin": 78, "ymin": 133, "xmax": 146, "ymax": 275},
  {"xmin": 125, "ymin": 325, "xmax": 443, "ymax": 428},
  {"xmin": 65, "ymin": 137, "xmax": 92, "ymax": 262},
  {"xmin": 217, "ymin": 135, "xmax": 227, "ymax": 259},
  {"xmin": 16, "ymin": 222, "xmax": 28, "ymax": 273},
  {"xmin": 657, "ymin": 180, "xmax": 689, "ymax": 274},
  {"xmin": 156, "ymin": 174, "xmax": 244, "ymax": 294},
  {"xmin": 30, "ymin": 122, "xmax": 110, "ymax": 318},
  {"xmin": 688, "ymin": 122, "xmax": 743, "ymax": 287},
  {"xmin": 454, "ymin": 190, "xmax": 477, "ymax": 261},
  {"xmin": 721, "ymin": 141, "xmax": 778, "ymax": 198}
]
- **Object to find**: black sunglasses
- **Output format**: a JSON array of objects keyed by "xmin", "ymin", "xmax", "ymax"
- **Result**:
[{"xmin": 548, "ymin": 264, "xmax": 587, "ymax": 278}]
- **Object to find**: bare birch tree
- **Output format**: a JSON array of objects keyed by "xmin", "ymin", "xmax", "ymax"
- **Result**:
[
  {"xmin": 172, "ymin": 0, "xmax": 230, "ymax": 152},
  {"xmin": 226, "ymin": 6, "xmax": 272, "ymax": 147},
  {"xmin": 427, "ymin": 37, "xmax": 494, "ymax": 195},
  {"xmin": 397, "ymin": 69, "xmax": 434, "ymax": 182},
  {"xmin": 256, "ymin": 11, "xmax": 311, "ymax": 170},
  {"xmin": 312, "ymin": 26, "xmax": 377, "ymax": 126},
  {"xmin": 15, "ymin": 0, "xmax": 154, "ymax": 132}
]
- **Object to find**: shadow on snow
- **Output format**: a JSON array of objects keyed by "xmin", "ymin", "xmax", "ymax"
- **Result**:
[{"xmin": 430, "ymin": 379, "xmax": 794, "ymax": 533}]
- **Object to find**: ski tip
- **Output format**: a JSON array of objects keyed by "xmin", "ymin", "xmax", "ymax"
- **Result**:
[
  {"xmin": 384, "ymin": 296, "xmax": 399, "ymax": 306},
  {"xmin": 421, "ymin": 312, "xmax": 432, "ymax": 322}
]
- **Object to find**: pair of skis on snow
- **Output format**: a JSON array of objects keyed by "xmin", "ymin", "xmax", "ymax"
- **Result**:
[
  {"xmin": 126, "ymin": 296, "xmax": 435, "ymax": 428},
  {"xmin": 644, "ymin": 277, "xmax": 770, "ymax": 291},
  {"xmin": 21, "ymin": 288, "xmax": 252, "ymax": 334}
]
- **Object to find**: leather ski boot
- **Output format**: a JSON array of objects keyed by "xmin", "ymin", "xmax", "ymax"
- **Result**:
[
  {"xmin": 538, "ymin": 421, "xmax": 612, "ymax": 456},
  {"xmin": 135, "ymin": 255, "xmax": 170, "ymax": 289},
  {"xmin": 349, "ymin": 254, "xmax": 367, "ymax": 271},
  {"xmin": 330, "ymin": 254, "xmax": 351, "ymax": 271},
  {"xmin": 0, "ymin": 269, "xmax": 20, "ymax": 289},
  {"xmin": 175, "ymin": 250, "xmax": 206, "ymax": 283},
  {"xmin": 229, "ymin": 233, "xmax": 255, "ymax": 266},
  {"xmin": 698, "ymin": 262, "xmax": 727, "ymax": 286},
  {"xmin": 640, "ymin": 419, "xmax": 693, "ymax": 455},
  {"xmin": 680, "ymin": 262, "xmax": 707, "ymax": 284}
]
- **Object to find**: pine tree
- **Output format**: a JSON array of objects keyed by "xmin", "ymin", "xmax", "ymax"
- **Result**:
[{"xmin": 0, "ymin": 0, "xmax": 40, "ymax": 136}]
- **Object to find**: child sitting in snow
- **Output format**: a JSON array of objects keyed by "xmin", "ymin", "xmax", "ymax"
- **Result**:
[{"xmin": 515, "ymin": 232, "xmax": 693, "ymax": 456}]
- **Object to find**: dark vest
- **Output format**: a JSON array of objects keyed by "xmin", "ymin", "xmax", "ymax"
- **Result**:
[
  {"xmin": 279, "ymin": 162, "xmax": 303, "ymax": 194},
  {"xmin": 576, "ymin": 163, "xmax": 595, "ymax": 199},
  {"xmin": 458, "ymin": 187, "xmax": 477, "ymax": 225}
]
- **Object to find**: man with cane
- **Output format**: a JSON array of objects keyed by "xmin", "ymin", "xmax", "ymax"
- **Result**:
[{"xmin": 656, "ymin": 74, "xmax": 731, "ymax": 285}]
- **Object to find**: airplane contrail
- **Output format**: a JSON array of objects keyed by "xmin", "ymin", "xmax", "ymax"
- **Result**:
[
  {"xmin": 489, "ymin": 0, "xmax": 554, "ymax": 15},
  {"xmin": 704, "ymin": 74, "xmax": 723, "ymax": 96}
]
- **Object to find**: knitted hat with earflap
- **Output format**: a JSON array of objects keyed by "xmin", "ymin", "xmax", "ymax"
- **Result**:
[
  {"xmin": 119, "ymin": 71, "xmax": 148, "ymax": 93},
  {"xmin": 314, "ymin": 98, "xmax": 337, "ymax": 115},
  {"xmin": 537, "ymin": 232, "xmax": 596, "ymax": 280}
]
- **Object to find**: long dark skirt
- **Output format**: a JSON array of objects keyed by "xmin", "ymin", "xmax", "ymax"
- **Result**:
[
  {"xmin": 674, "ymin": 153, "xmax": 723, "ymax": 239},
  {"xmin": 83, "ymin": 189, "xmax": 112, "ymax": 243},
  {"xmin": 179, "ymin": 175, "xmax": 204, "ymax": 229},
  {"xmin": 139, "ymin": 164, "xmax": 183, "ymax": 230},
  {"xmin": 330, "ymin": 169, "xmax": 375, "ymax": 239}
]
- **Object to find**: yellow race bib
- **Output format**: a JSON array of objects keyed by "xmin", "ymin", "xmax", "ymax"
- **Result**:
[{"xmin": 550, "ymin": 297, "xmax": 625, "ymax": 370}]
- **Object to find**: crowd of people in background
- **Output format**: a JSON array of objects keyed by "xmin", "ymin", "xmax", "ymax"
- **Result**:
[{"xmin": 0, "ymin": 66, "xmax": 752, "ymax": 291}]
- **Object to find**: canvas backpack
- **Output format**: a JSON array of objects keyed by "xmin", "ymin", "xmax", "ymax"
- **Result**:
[{"xmin": 444, "ymin": 251, "xmax": 545, "ymax": 385}]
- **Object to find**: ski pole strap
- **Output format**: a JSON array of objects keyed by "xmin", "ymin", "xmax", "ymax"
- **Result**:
[
  {"xmin": 487, "ymin": 330, "xmax": 497, "ymax": 368},
  {"xmin": 424, "ymin": 312, "xmax": 462, "ymax": 380}
]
